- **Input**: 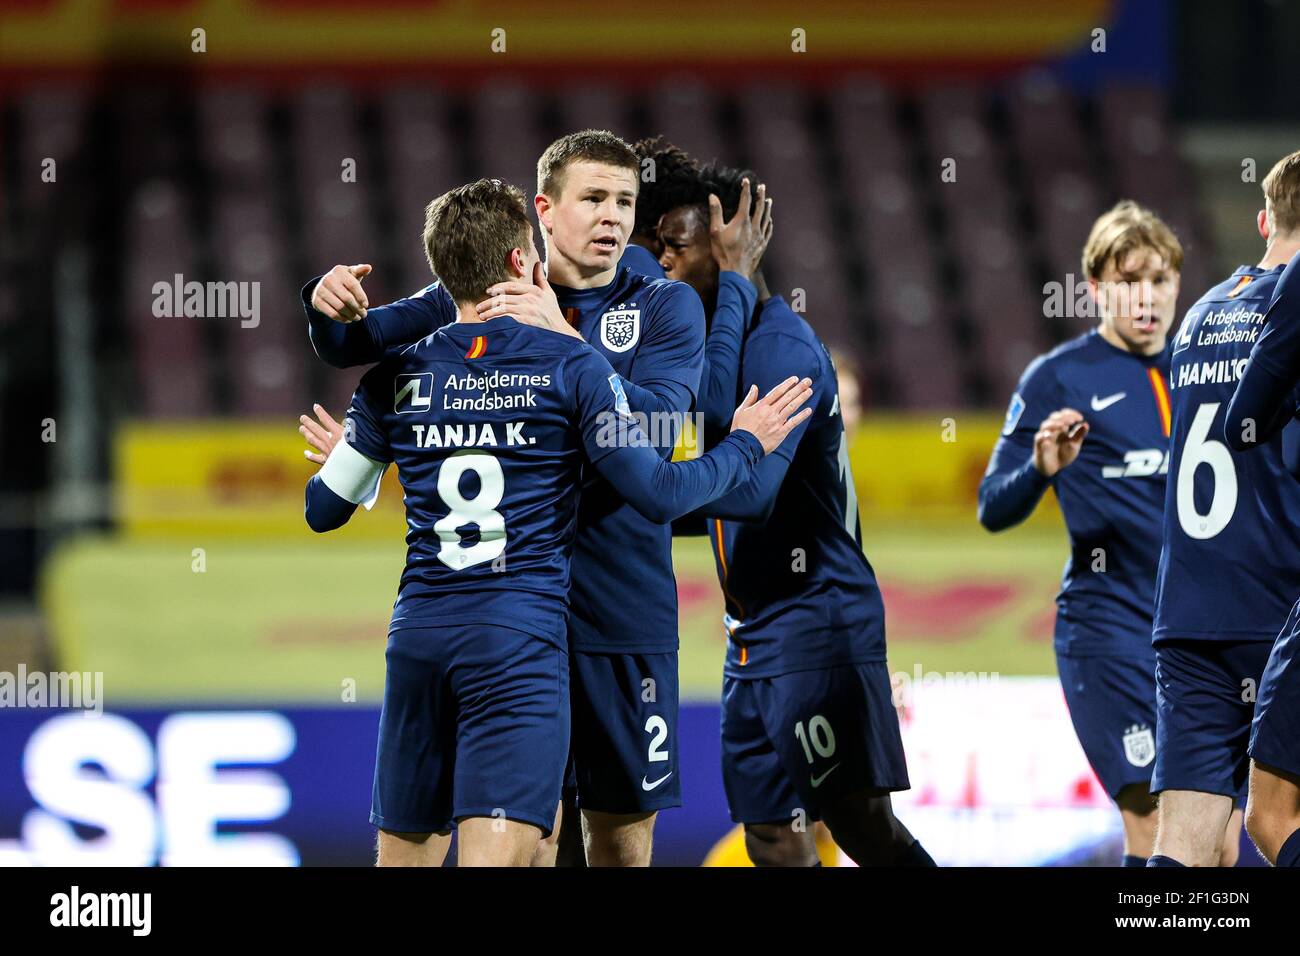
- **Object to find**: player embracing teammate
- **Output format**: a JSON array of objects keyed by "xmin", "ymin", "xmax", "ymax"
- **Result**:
[
  {"xmin": 652, "ymin": 157, "xmax": 934, "ymax": 866},
  {"xmin": 304, "ymin": 130, "xmax": 713, "ymax": 865},
  {"xmin": 300, "ymin": 177, "xmax": 810, "ymax": 865}
]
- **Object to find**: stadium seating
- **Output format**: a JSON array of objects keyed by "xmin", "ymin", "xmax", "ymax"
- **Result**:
[{"xmin": 7, "ymin": 77, "xmax": 1217, "ymax": 417}]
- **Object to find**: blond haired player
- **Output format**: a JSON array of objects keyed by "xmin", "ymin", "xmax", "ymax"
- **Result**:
[{"xmin": 980, "ymin": 201, "xmax": 1241, "ymax": 865}]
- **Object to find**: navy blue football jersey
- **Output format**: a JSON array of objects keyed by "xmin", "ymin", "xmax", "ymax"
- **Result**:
[
  {"xmin": 700, "ymin": 296, "xmax": 886, "ymax": 679},
  {"xmin": 981, "ymin": 330, "xmax": 1171, "ymax": 656},
  {"xmin": 620, "ymin": 242, "xmax": 666, "ymax": 279},
  {"xmin": 341, "ymin": 317, "xmax": 757, "ymax": 644},
  {"xmin": 1224, "ymin": 252, "xmax": 1300, "ymax": 449},
  {"xmin": 1154, "ymin": 265, "xmax": 1300, "ymax": 644},
  {"xmin": 305, "ymin": 267, "xmax": 706, "ymax": 653}
]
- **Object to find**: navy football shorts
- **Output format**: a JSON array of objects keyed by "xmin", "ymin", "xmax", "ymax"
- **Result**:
[
  {"xmin": 1151, "ymin": 638, "xmax": 1273, "ymax": 799},
  {"xmin": 1056, "ymin": 650, "xmax": 1158, "ymax": 799},
  {"xmin": 1251, "ymin": 599, "xmax": 1300, "ymax": 778},
  {"xmin": 720, "ymin": 662, "xmax": 910, "ymax": 824},
  {"xmin": 370, "ymin": 623, "xmax": 569, "ymax": 836},
  {"xmin": 568, "ymin": 649, "xmax": 681, "ymax": 813}
]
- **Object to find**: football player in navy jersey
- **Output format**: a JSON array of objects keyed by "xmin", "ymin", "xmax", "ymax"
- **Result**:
[
  {"xmin": 302, "ymin": 130, "xmax": 709, "ymax": 866},
  {"xmin": 1220, "ymin": 151, "xmax": 1300, "ymax": 868},
  {"xmin": 979, "ymin": 202, "xmax": 1245, "ymax": 865},
  {"xmin": 1144, "ymin": 153, "xmax": 1300, "ymax": 868},
  {"xmin": 617, "ymin": 136, "xmax": 703, "ymax": 281},
  {"xmin": 302, "ymin": 179, "xmax": 810, "ymax": 867},
  {"xmin": 655, "ymin": 161, "xmax": 933, "ymax": 867}
]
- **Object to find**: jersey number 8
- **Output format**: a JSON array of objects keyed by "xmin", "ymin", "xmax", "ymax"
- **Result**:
[{"xmin": 433, "ymin": 451, "xmax": 507, "ymax": 570}]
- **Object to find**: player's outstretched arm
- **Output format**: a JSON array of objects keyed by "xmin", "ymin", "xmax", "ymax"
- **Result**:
[
  {"xmin": 978, "ymin": 408, "xmax": 1086, "ymax": 532},
  {"xmin": 304, "ymin": 264, "xmax": 454, "ymax": 368},
  {"xmin": 699, "ymin": 179, "xmax": 772, "ymax": 431},
  {"xmin": 569, "ymin": 346, "xmax": 810, "ymax": 523},
  {"xmin": 300, "ymin": 391, "xmax": 390, "ymax": 532},
  {"xmin": 687, "ymin": 335, "xmax": 818, "ymax": 525},
  {"xmin": 1225, "ymin": 251, "xmax": 1300, "ymax": 451},
  {"xmin": 978, "ymin": 357, "xmax": 1077, "ymax": 532},
  {"xmin": 304, "ymin": 474, "xmax": 360, "ymax": 533},
  {"xmin": 698, "ymin": 272, "xmax": 759, "ymax": 430},
  {"xmin": 591, "ymin": 378, "xmax": 811, "ymax": 524}
]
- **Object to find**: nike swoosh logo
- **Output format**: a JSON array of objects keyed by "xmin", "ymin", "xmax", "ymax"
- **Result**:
[
  {"xmin": 642, "ymin": 771, "xmax": 673, "ymax": 791},
  {"xmin": 1090, "ymin": 392, "xmax": 1126, "ymax": 412},
  {"xmin": 810, "ymin": 764, "xmax": 841, "ymax": 788}
]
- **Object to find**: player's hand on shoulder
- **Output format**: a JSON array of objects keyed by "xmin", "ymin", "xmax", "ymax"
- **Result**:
[
  {"xmin": 709, "ymin": 178, "xmax": 773, "ymax": 281},
  {"xmin": 476, "ymin": 261, "xmax": 580, "ymax": 339},
  {"xmin": 1032, "ymin": 407, "xmax": 1089, "ymax": 477},
  {"xmin": 300, "ymin": 403, "xmax": 344, "ymax": 465},
  {"xmin": 730, "ymin": 376, "xmax": 814, "ymax": 454},
  {"xmin": 311, "ymin": 264, "xmax": 372, "ymax": 323}
]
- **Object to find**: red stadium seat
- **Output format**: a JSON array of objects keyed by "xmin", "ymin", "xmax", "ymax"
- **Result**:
[
  {"xmin": 378, "ymin": 87, "xmax": 461, "ymax": 293},
  {"xmin": 646, "ymin": 78, "xmax": 727, "ymax": 167},
  {"xmin": 124, "ymin": 180, "xmax": 214, "ymax": 418},
  {"xmin": 211, "ymin": 195, "xmax": 307, "ymax": 417}
]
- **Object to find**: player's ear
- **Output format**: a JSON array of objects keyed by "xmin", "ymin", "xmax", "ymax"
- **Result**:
[
  {"xmin": 1258, "ymin": 208, "xmax": 1270, "ymax": 241},
  {"xmin": 535, "ymin": 193, "xmax": 553, "ymax": 233},
  {"xmin": 508, "ymin": 246, "xmax": 528, "ymax": 279}
]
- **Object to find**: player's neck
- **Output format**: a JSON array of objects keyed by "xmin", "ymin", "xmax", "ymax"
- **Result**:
[
  {"xmin": 455, "ymin": 302, "xmax": 490, "ymax": 324},
  {"xmin": 1259, "ymin": 234, "xmax": 1300, "ymax": 271},
  {"xmin": 544, "ymin": 247, "xmax": 616, "ymax": 290}
]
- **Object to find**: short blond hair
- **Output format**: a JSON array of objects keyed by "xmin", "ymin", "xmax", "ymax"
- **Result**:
[
  {"xmin": 1263, "ymin": 151, "xmax": 1300, "ymax": 237},
  {"xmin": 1081, "ymin": 200, "xmax": 1184, "ymax": 280}
]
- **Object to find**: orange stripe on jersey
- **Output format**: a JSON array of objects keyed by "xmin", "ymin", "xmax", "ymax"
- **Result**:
[
  {"xmin": 713, "ymin": 518, "xmax": 749, "ymax": 663},
  {"xmin": 714, "ymin": 519, "xmax": 741, "ymax": 611},
  {"xmin": 465, "ymin": 336, "xmax": 487, "ymax": 359},
  {"xmin": 1227, "ymin": 275, "xmax": 1254, "ymax": 298},
  {"xmin": 1147, "ymin": 366, "xmax": 1171, "ymax": 437},
  {"xmin": 563, "ymin": 307, "xmax": 581, "ymax": 329}
]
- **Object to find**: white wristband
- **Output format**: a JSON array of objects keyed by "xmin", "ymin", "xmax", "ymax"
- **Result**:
[{"xmin": 319, "ymin": 439, "xmax": 387, "ymax": 510}]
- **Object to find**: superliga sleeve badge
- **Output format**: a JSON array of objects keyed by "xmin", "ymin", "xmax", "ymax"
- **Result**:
[
  {"xmin": 1001, "ymin": 392, "xmax": 1025, "ymax": 436},
  {"xmin": 599, "ymin": 305, "xmax": 640, "ymax": 353}
]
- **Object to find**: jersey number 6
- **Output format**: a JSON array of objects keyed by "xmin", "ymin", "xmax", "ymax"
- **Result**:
[{"xmin": 1176, "ymin": 402, "xmax": 1237, "ymax": 540}]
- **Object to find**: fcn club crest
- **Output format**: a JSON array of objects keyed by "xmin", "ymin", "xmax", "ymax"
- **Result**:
[
  {"xmin": 1122, "ymin": 724, "xmax": 1155, "ymax": 767},
  {"xmin": 599, "ymin": 307, "xmax": 640, "ymax": 353}
]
